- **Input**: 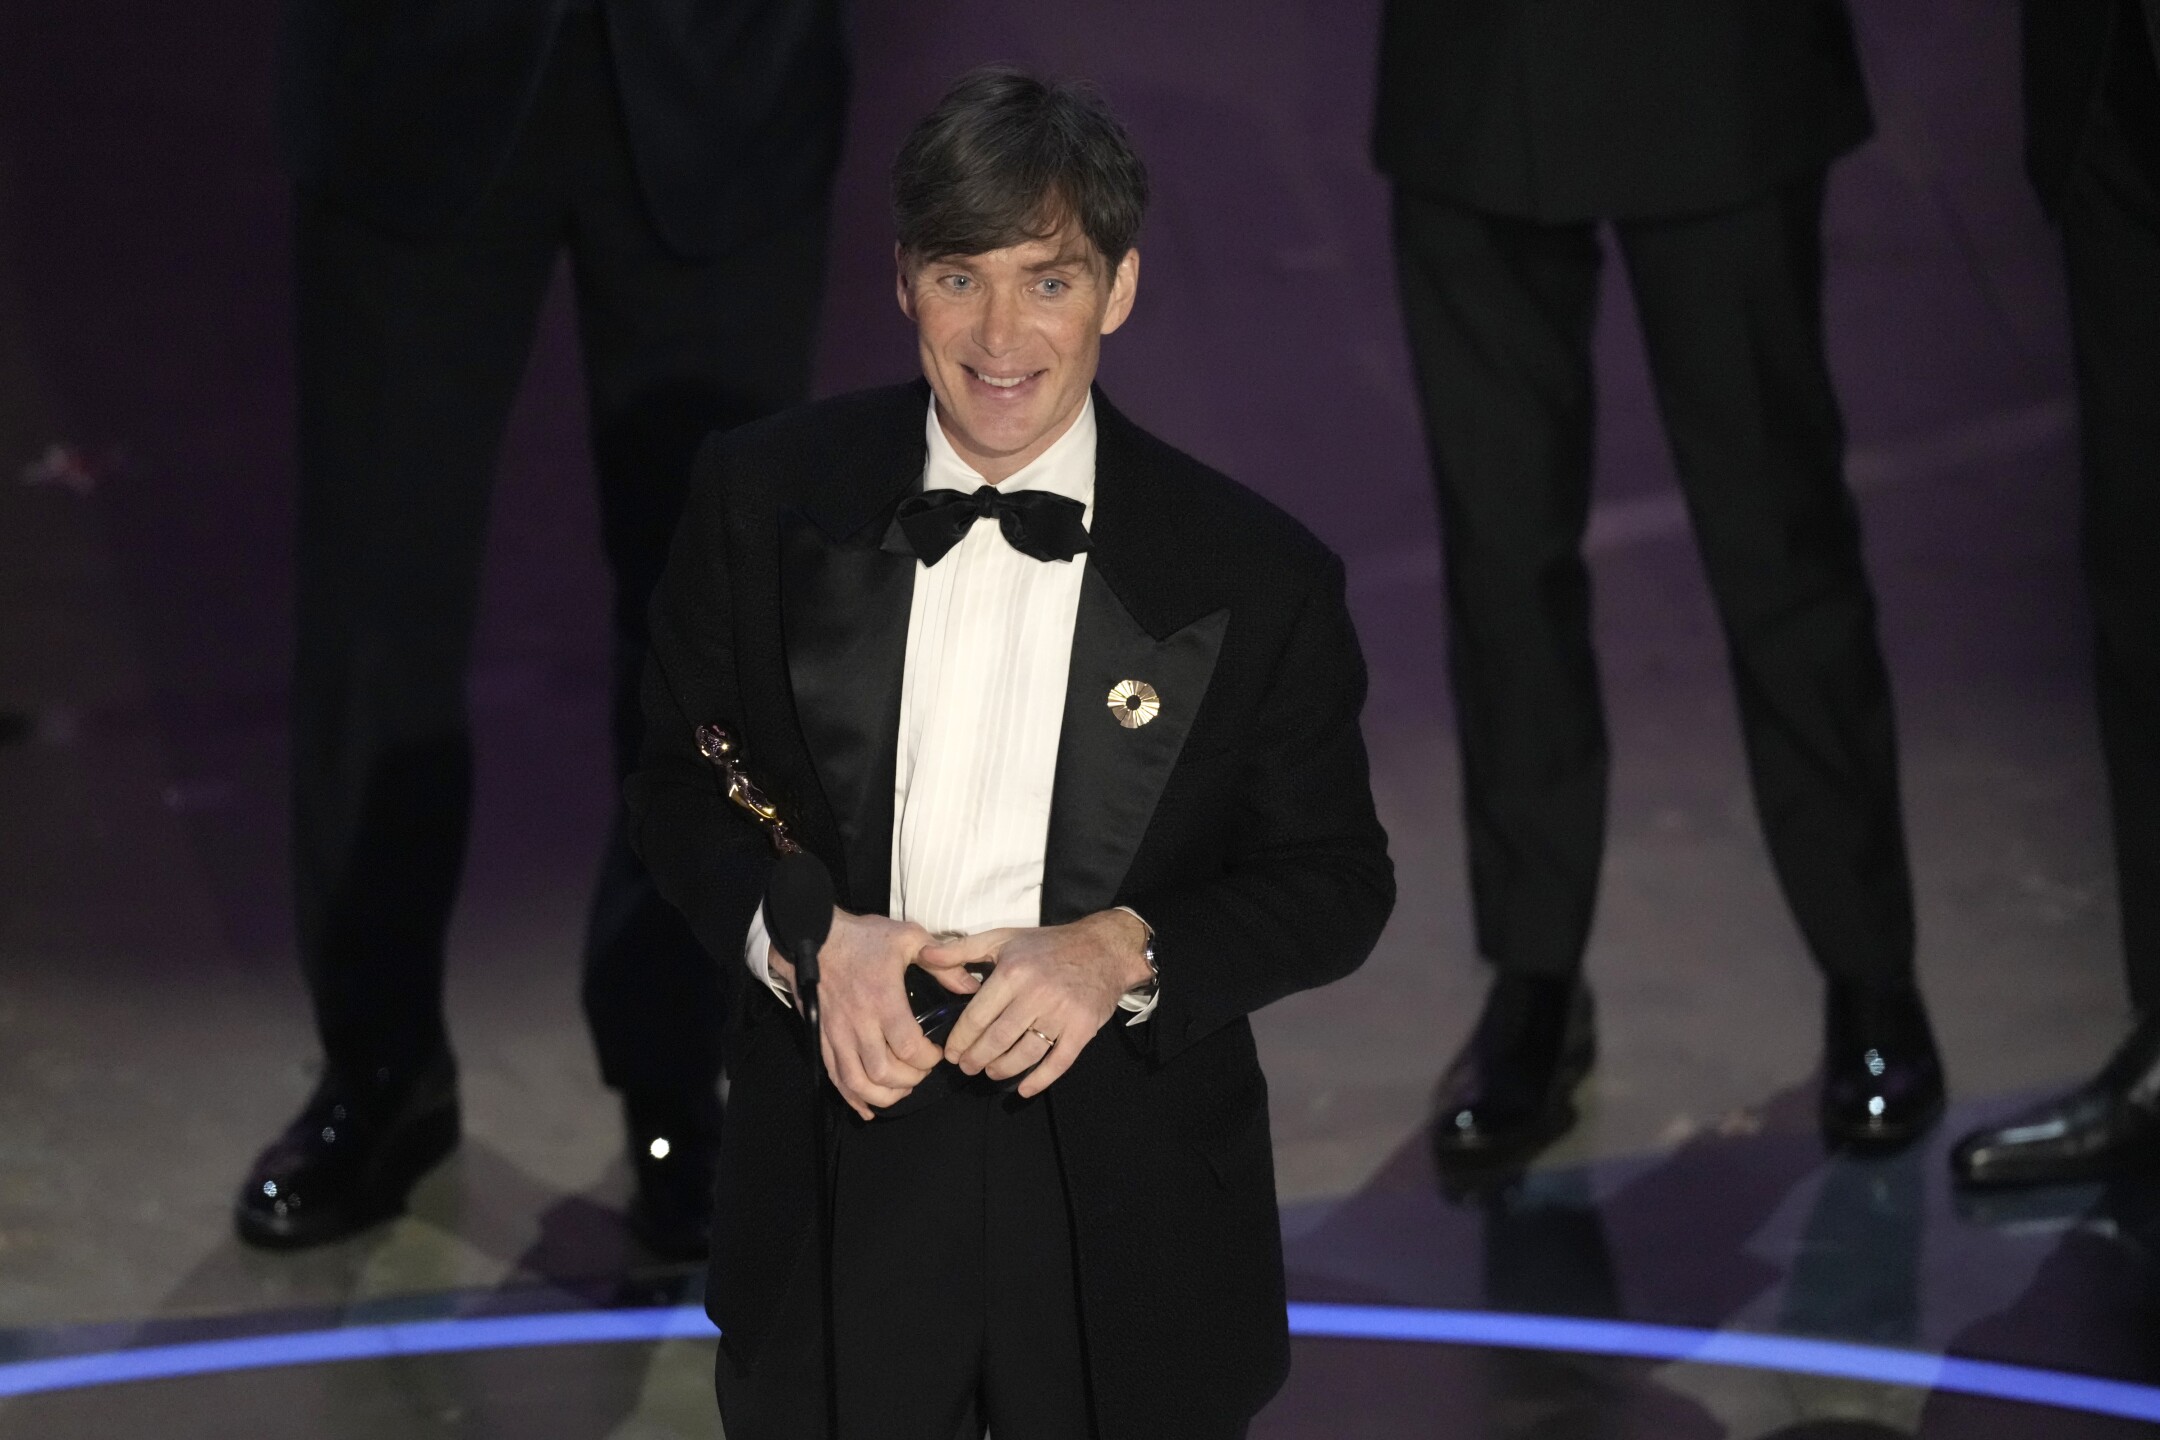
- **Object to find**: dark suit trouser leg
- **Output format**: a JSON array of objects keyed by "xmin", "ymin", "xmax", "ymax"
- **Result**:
[
  {"xmin": 1392, "ymin": 192, "xmax": 1607, "ymax": 976},
  {"xmin": 550, "ymin": 17, "xmax": 831, "ymax": 1099},
  {"xmin": 2062, "ymin": 103, "xmax": 2160, "ymax": 1010},
  {"xmin": 714, "ymin": 1091, "xmax": 1093, "ymax": 1440},
  {"xmin": 292, "ymin": 12, "xmax": 829, "ymax": 1093},
  {"xmin": 1613, "ymin": 175, "xmax": 1915, "ymax": 983},
  {"xmin": 291, "ymin": 189, "xmax": 559, "ymax": 1078}
]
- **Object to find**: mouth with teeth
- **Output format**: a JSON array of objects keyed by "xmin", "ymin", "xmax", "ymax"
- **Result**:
[{"xmin": 964, "ymin": 364, "xmax": 1046, "ymax": 398}]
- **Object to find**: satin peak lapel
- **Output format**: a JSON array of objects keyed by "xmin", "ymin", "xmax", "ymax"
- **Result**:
[
  {"xmin": 1042, "ymin": 568, "xmax": 1228, "ymax": 923},
  {"xmin": 779, "ymin": 505, "xmax": 914, "ymax": 916}
]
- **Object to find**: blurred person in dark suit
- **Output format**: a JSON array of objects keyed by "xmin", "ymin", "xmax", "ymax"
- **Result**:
[
  {"xmin": 1955, "ymin": 0, "xmax": 2160, "ymax": 1189},
  {"xmin": 235, "ymin": 0, "xmax": 849, "ymax": 1258},
  {"xmin": 1373, "ymin": 0, "xmax": 1945, "ymax": 1159}
]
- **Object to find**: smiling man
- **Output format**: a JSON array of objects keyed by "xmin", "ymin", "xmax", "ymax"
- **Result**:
[{"xmin": 628, "ymin": 69, "xmax": 1394, "ymax": 1438}]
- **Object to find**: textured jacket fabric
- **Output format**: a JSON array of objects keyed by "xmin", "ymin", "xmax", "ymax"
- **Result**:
[{"xmin": 627, "ymin": 382, "xmax": 1396, "ymax": 1435}]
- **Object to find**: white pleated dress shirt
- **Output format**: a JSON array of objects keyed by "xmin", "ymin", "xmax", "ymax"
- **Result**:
[{"xmin": 742, "ymin": 395, "xmax": 1097, "ymax": 990}]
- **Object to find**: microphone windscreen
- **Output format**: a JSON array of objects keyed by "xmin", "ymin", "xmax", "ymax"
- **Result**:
[{"xmin": 766, "ymin": 851, "xmax": 836, "ymax": 971}]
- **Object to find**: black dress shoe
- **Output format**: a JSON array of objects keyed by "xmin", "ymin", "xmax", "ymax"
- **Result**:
[
  {"xmin": 624, "ymin": 1090, "xmax": 723, "ymax": 1262},
  {"xmin": 1820, "ymin": 980, "xmax": 1945, "ymax": 1154},
  {"xmin": 1432, "ymin": 975, "xmax": 1595, "ymax": 1156},
  {"xmin": 1952, "ymin": 1015, "xmax": 2160, "ymax": 1188},
  {"xmin": 235, "ymin": 1054, "xmax": 459, "ymax": 1250}
]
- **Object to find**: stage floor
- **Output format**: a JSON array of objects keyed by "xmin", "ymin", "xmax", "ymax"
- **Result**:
[
  {"xmin": 4, "ymin": 1133, "xmax": 2158, "ymax": 1436},
  {"xmin": 3, "ymin": 0, "xmax": 2155, "ymax": 1435}
]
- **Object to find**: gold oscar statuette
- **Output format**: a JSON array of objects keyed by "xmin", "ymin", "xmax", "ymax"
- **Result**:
[{"xmin": 694, "ymin": 723, "xmax": 803, "ymax": 855}]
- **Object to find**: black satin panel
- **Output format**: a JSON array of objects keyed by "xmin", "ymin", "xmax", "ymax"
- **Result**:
[
  {"xmin": 778, "ymin": 508, "xmax": 914, "ymax": 917},
  {"xmin": 1041, "ymin": 568, "xmax": 1229, "ymax": 924}
]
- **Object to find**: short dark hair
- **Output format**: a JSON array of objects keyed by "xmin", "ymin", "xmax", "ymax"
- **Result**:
[{"xmin": 893, "ymin": 67, "xmax": 1149, "ymax": 269}]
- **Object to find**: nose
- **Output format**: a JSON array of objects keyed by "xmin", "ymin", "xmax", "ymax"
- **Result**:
[{"xmin": 975, "ymin": 284, "xmax": 1021, "ymax": 357}]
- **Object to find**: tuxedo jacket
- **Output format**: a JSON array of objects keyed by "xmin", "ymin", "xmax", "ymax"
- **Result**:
[
  {"xmin": 1371, "ymin": 0, "xmax": 1873, "ymax": 222},
  {"xmin": 2024, "ymin": 0, "xmax": 2160, "ymax": 212},
  {"xmin": 279, "ymin": 0, "xmax": 848, "ymax": 257},
  {"xmin": 627, "ymin": 381, "xmax": 1395, "ymax": 1433}
]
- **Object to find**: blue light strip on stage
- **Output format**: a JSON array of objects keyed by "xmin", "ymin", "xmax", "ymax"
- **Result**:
[
  {"xmin": 1283, "ymin": 1304, "xmax": 2160, "ymax": 1423},
  {"xmin": 0, "ymin": 1308, "xmax": 716, "ymax": 1400},
  {"xmin": 4, "ymin": 1302, "xmax": 2158, "ymax": 1424}
]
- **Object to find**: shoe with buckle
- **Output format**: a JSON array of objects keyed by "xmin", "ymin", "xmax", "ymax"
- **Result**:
[
  {"xmin": 624, "ymin": 1090, "xmax": 723, "ymax": 1262},
  {"xmin": 235, "ymin": 1053, "xmax": 459, "ymax": 1250},
  {"xmin": 1820, "ymin": 980, "xmax": 1945, "ymax": 1154},
  {"xmin": 1432, "ymin": 975, "xmax": 1594, "ymax": 1159}
]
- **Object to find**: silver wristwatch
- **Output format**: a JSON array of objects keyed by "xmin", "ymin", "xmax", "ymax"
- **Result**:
[{"xmin": 1113, "ymin": 906, "xmax": 1160, "ymax": 1025}]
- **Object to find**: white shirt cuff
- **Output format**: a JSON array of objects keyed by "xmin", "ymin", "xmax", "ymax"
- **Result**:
[
  {"xmin": 1112, "ymin": 905, "xmax": 1160, "ymax": 1025},
  {"xmin": 742, "ymin": 902, "xmax": 794, "ymax": 1007}
]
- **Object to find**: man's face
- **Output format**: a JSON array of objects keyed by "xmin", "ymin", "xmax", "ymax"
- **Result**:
[{"xmin": 898, "ymin": 225, "xmax": 1139, "ymax": 484}]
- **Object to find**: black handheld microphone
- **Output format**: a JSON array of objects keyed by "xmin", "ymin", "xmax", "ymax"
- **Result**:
[{"xmin": 765, "ymin": 850, "xmax": 836, "ymax": 1014}]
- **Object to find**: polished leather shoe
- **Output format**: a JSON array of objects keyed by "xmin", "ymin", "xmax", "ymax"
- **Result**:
[
  {"xmin": 1952, "ymin": 1015, "xmax": 2160, "ymax": 1188},
  {"xmin": 1432, "ymin": 975, "xmax": 1595, "ymax": 1156},
  {"xmin": 235, "ymin": 1054, "xmax": 459, "ymax": 1249},
  {"xmin": 624, "ymin": 1090, "xmax": 723, "ymax": 1262},
  {"xmin": 1820, "ymin": 980, "xmax": 1945, "ymax": 1153}
]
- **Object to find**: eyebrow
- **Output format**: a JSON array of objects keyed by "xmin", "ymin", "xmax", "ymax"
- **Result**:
[
  {"xmin": 924, "ymin": 244, "xmax": 1098, "ymax": 275},
  {"xmin": 1025, "ymin": 253, "xmax": 1093, "ymax": 273}
]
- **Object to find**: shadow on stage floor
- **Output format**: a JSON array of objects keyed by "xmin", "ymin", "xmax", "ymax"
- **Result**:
[{"xmin": 4, "ymin": 1092, "xmax": 2158, "ymax": 1437}]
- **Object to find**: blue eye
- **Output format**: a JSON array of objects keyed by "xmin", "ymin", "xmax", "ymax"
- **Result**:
[{"xmin": 1040, "ymin": 278, "xmax": 1066, "ymax": 296}]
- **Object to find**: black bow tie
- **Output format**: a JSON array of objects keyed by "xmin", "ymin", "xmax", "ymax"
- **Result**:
[{"xmin": 882, "ymin": 485, "xmax": 1093, "ymax": 566}]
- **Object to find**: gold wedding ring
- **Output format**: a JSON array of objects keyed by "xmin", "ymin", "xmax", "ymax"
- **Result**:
[{"xmin": 1028, "ymin": 1027, "xmax": 1058, "ymax": 1047}]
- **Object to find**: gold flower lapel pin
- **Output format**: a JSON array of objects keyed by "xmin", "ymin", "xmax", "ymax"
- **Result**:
[{"xmin": 1107, "ymin": 679, "xmax": 1160, "ymax": 729}]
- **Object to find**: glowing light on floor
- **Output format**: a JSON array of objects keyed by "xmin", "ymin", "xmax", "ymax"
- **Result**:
[
  {"xmin": 1285, "ymin": 1305, "xmax": 2160, "ymax": 1423},
  {"xmin": 2, "ymin": 1302, "xmax": 2156, "ymax": 1424}
]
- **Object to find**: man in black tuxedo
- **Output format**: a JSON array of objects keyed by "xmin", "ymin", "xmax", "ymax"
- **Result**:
[
  {"xmin": 1373, "ymin": 0, "xmax": 1946, "ymax": 1157},
  {"xmin": 628, "ymin": 69, "xmax": 1394, "ymax": 1438},
  {"xmin": 235, "ymin": 0, "xmax": 848, "ymax": 1256},
  {"xmin": 1954, "ymin": 0, "xmax": 2160, "ymax": 1187}
]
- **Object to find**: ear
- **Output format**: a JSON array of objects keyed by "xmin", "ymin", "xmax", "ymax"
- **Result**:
[
  {"xmin": 1099, "ymin": 248, "xmax": 1141, "ymax": 337},
  {"xmin": 894, "ymin": 243, "xmax": 918, "ymax": 324}
]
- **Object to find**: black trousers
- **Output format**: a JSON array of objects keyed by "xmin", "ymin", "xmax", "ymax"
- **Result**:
[
  {"xmin": 715, "ymin": 1089, "xmax": 1095, "ymax": 1440},
  {"xmin": 1392, "ymin": 173, "xmax": 1915, "ymax": 982},
  {"xmin": 2062, "ymin": 42, "xmax": 2160, "ymax": 1009},
  {"xmin": 291, "ymin": 14, "xmax": 827, "ymax": 1093}
]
